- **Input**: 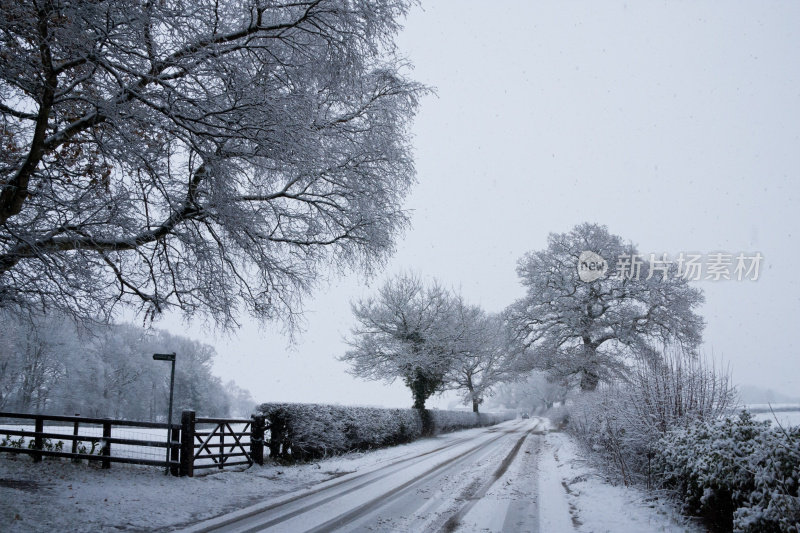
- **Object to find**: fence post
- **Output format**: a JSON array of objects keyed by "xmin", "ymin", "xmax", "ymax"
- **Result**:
[
  {"xmin": 179, "ymin": 410, "xmax": 195, "ymax": 477},
  {"xmin": 267, "ymin": 412, "xmax": 284, "ymax": 459},
  {"xmin": 251, "ymin": 415, "xmax": 265, "ymax": 466},
  {"xmin": 170, "ymin": 425, "xmax": 180, "ymax": 476},
  {"xmin": 71, "ymin": 414, "xmax": 80, "ymax": 463},
  {"xmin": 101, "ymin": 419, "xmax": 111, "ymax": 469},
  {"xmin": 219, "ymin": 423, "xmax": 225, "ymax": 469},
  {"xmin": 33, "ymin": 416, "xmax": 43, "ymax": 463}
]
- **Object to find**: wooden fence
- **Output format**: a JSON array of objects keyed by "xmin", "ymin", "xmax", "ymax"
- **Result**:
[{"xmin": 0, "ymin": 410, "xmax": 266, "ymax": 477}]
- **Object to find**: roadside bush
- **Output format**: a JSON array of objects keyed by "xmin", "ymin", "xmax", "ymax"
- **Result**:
[
  {"xmin": 655, "ymin": 411, "xmax": 800, "ymax": 533},
  {"xmin": 1, "ymin": 434, "xmax": 25, "ymax": 448},
  {"xmin": 567, "ymin": 347, "xmax": 736, "ymax": 486},
  {"xmin": 257, "ymin": 403, "xmax": 513, "ymax": 462},
  {"xmin": 545, "ymin": 404, "xmax": 569, "ymax": 429},
  {"xmin": 26, "ymin": 438, "xmax": 64, "ymax": 452}
]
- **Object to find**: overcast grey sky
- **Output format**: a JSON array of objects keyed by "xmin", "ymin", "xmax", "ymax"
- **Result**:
[{"xmin": 162, "ymin": 1, "xmax": 800, "ymax": 408}]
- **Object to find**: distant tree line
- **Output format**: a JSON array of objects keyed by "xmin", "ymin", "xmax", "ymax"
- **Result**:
[
  {"xmin": 0, "ymin": 312, "xmax": 254, "ymax": 420},
  {"xmin": 0, "ymin": 0, "xmax": 423, "ymax": 331}
]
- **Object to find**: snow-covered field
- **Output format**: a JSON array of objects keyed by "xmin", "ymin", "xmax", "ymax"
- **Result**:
[
  {"xmin": 0, "ymin": 418, "xmax": 694, "ymax": 532},
  {"xmin": 746, "ymin": 405, "xmax": 800, "ymax": 428},
  {"xmin": 753, "ymin": 410, "xmax": 800, "ymax": 427}
]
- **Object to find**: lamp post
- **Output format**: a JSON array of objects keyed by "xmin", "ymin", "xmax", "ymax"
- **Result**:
[{"xmin": 153, "ymin": 352, "xmax": 176, "ymax": 474}]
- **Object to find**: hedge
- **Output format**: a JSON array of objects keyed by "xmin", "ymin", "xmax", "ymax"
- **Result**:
[
  {"xmin": 655, "ymin": 411, "xmax": 800, "ymax": 533},
  {"xmin": 257, "ymin": 402, "xmax": 514, "ymax": 462},
  {"xmin": 429, "ymin": 409, "xmax": 514, "ymax": 433}
]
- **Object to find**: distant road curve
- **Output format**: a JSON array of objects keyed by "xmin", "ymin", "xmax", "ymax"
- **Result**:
[{"xmin": 181, "ymin": 418, "xmax": 545, "ymax": 533}]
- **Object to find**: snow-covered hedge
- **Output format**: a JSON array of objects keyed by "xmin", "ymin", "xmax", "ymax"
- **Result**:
[
  {"xmin": 428, "ymin": 410, "xmax": 512, "ymax": 433},
  {"xmin": 257, "ymin": 403, "xmax": 511, "ymax": 462},
  {"xmin": 655, "ymin": 411, "xmax": 800, "ymax": 532}
]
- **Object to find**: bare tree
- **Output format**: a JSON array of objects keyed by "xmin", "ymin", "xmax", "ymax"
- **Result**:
[
  {"xmin": 340, "ymin": 274, "xmax": 460, "ymax": 409},
  {"xmin": 225, "ymin": 380, "xmax": 256, "ymax": 418},
  {"xmin": 507, "ymin": 223, "xmax": 704, "ymax": 391},
  {"xmin": 448, "ymin": 303, "xmax": 517, "ymax": 413},
  {"xmin": 0, "ymin": 0, "xmax": 425, "ymax": 328},
  {"xmin": 91, "ymin": 326, "xmax": 143, "ymax": 418}
]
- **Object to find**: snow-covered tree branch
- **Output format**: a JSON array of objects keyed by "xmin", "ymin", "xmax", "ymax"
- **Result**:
[{"xmin": 0, "ymin": 0, "xmax": 426, "ymax": 328}]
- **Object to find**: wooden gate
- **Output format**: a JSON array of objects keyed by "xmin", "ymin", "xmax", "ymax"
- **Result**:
[{"xmin": 178, "ymin": 411, "xmax": 266, "ymax": 477}]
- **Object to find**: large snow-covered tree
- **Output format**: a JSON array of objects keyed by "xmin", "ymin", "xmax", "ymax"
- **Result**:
[
  {"xmin": 341, "ymin": 274, "xmax": 460, "ymax": 409},
  {"xmin": 506, "ymin": 223, "xmax": 704, "ymax": 391},
  {"xmin": 0, "ymin": 0, "xmax": 424, "ymax": 327}
]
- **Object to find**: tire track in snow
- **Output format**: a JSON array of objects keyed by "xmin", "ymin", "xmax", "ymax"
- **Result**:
[
  {"xmin": 184, "ymin": 420, "xmax": 528, "ymax": 533},
  {"xmin": 500, "ymin": 435, "xmax": 542, "ymax": 533},
  {"xmin": 438, "ymin": 430, "xmax": 531, "ymax": 533},
  {"xmin": 284, "ymin": 425, "xmax": 526, "ymax": 533}
]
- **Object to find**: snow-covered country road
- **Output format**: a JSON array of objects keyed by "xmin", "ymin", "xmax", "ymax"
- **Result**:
[
  {"xmin": 184, "ymin": 419, "xmax": 546, "ymax": 533},
  {"xmin": 1, "ymin": 417, "xmax": 695, "ymax": 532}
]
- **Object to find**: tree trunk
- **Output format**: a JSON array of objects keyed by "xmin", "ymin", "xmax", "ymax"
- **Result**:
[
  {"xmin": 407, "ymin": 367, "xmax": 443, "ymax": 410},
  {"xmin": 466, "ymin": 376, "xmax": 480, "ymax": 413},
  {"xmin": 417, "ymin": 407, "xmax": 433, "ymax": 436},
  {"xmin": 580, "ymin": 370, "xmax": 599, "ymax": 391},
  {"xmin": 580, "ymin": 339, "xmax": 600, "ymax": 391},
  {"xmin": 412, "ymin": 392, "xmax": 426, "ymax": 410},
  {"xmin": 411, "ymin": 376, "xmax": 427, "ymax": 409},
  {"xmin": 466, "ymin": 379, "xmax": 479, "ymax": 413}
]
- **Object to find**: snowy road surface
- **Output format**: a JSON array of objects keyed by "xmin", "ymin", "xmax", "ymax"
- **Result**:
[
  {"xmin": 184, "ymin": 419, "xmax": 545, "ymax": 532},
  {"xmin": 2, "ymin": 417, "xmax": 695, "ymax": 532}
]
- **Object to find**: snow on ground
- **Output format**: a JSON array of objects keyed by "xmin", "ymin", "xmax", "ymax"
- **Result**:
[
  {"xmin": 1, "ymin": 420, "xmax": 700, "ymax": 532},
  {"xmin": 538, "ymin": 433, "xmax": 576, "ymax": 532},
  {"xmin": 541, "ymin": 431, "xmax": 702, "ymax": 533},
  {"xmin": 0, "ymin": 424, "xmax": 505, "ymax": 532},
  {"xmin": 745, "ymin": 403, "xmax": 800, "ymax": 411},
  {"xmin": 453, "ymin": 426, "xmax": 697, "ymax": 533},
  {"xmin": 750, "ymin": 409, "xmax": 800, "ymax": 428},
  {"xmin": 455, "ymin": 426, "xmax": 544, "ymax": 532}
]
